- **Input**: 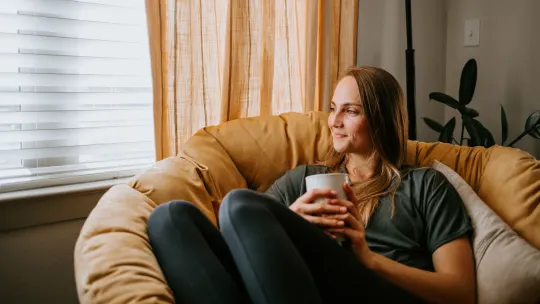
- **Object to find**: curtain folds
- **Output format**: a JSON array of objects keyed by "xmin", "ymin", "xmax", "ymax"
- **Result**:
[{"xmin": 146, "ymin": 0, "xmax": 358, "ymax": 159}]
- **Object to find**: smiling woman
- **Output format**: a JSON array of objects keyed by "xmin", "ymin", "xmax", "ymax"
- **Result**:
[
  {"xmin": 329, "ymin": 76, "xmax": 372, "ymax": 162},
  {"xmin": 144, "ymin": 66, "xmax": 475, "ymax": 304},
  {"xmin": 325, "ymin": 67, "xmax": 408, "ymax": 224},
  {"xmin": 0, "ymin": 0, "xmax": 155, "ymax": 193}
]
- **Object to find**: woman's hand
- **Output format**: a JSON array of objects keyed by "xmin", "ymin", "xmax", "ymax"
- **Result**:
[
  {"xmin": 326, "ymin": 183, "xmax": 375, "ymax": 267},
  {"xmin": 289, "ymin": 189, "xmax": 348, "ymax": 229}
]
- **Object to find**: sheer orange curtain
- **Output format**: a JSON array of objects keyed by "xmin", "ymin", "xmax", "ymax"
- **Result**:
[{"xmin": 146, "ymin": 0, "xmax": 358, "ymax": 160}]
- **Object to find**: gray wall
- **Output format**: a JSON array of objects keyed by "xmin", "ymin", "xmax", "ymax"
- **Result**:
[
  {"xmin": 0, "ymin": 219, "xmax": 85, "ymax": 304},
  {"xmin": 445, "ymin": 0, "xmax": 540, "ymax": 158},
  {"xmin": 357, "ymin": 0, "xmax": 448, "ymax": 143},
  {"xmin": 0, "ymin": 189, "xmax": 105, "ymax": 304},
  {"xmin": 357, "ymin": 0, "xmax": 539, "ymax": 158}
]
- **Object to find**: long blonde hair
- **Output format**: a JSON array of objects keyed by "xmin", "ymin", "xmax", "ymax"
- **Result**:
[{"xmin": 323, "ymin": 67, "xmax": 408, "ymax": 225}]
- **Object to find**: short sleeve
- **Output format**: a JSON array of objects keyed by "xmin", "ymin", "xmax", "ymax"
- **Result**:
[
  {"xmin": 265, "ymin": 171, "xmax": 289, "ymax": 205},
  {"xmin": 424, "ymin": 170, "xmax": 473, "ymax": 254},
  {"xmin": 264, "ymin": 165, "xmax": 305, "ymax": 207}
]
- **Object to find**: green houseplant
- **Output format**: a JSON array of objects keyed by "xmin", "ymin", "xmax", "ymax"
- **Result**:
[{"xmin": 423, "ymin": 58, "xmax": 540, "ymax": 148}]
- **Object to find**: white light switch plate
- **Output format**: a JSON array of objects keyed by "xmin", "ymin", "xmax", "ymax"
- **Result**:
[{"xmin": 464, "ymin": 19, "xmax": 480, "ymax": 46}]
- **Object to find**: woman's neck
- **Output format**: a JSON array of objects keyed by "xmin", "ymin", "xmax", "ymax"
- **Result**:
[{"xmin": 345, "ymin": 153, "xmax": 378, "ymax": 182}]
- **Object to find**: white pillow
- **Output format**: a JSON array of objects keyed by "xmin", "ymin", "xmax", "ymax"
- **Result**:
[{"xmin": 432, "ymin": 161, "xmax": 540, "ymax": 304}]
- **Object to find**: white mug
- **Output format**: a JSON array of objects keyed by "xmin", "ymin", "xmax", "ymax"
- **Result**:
[
  {"xmin": 305, "ymin": 173, "xmax": 350, "ymax": 243},
  {"xmin": 305, "ymin": 173, "xmax": 349, "ymax": 202}
]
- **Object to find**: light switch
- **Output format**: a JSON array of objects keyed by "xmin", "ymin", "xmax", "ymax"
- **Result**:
[{"xmin": 464, "ymin": 19, "xmax": 480, "ymax": 46}]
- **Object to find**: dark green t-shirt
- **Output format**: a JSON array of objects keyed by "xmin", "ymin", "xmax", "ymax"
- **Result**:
[{"xmin": 265, "ymin": 164, "xmax": 472, "ymax": 271}]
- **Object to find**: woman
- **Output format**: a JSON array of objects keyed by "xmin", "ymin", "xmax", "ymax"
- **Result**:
[{"xmin": 147, "ymin": 67, "xmax": 476, "ymax": 304}]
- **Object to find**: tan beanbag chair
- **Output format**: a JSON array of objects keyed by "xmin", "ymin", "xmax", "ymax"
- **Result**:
[{"xmin": 74, "ymin": 111, "xmax": 540, "ymax": 303}]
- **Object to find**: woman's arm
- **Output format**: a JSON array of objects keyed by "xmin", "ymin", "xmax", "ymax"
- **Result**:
[
  {"xmin": 327, "ymin": 181, "xmax": 476, "ymax": 304},
  {"xmin": 366, "ymin": 236, "xmax": 476, "ymax": 304}
]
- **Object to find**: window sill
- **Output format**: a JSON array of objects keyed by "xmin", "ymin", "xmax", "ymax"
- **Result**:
[
  {"xmin": 0, "ymin": 177, "xmax": 131, "ymax": 203},
  {"xmin": 0, "ymin": 178, "xmax": 131, "ymax": 232}
]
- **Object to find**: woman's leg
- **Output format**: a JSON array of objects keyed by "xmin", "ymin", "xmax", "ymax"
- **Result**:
[
  {"xmin": 147, "ymin": 200, "xmax": 250, "ymax": 304},
  {"xmin": 219, "ymin": 189, "xmax": 423, "ymax": 304}
]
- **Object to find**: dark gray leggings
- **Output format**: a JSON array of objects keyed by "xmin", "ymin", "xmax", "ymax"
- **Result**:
[{"xmin": 147, "ymin": 189, "xmax": 422, "ymax": 304}]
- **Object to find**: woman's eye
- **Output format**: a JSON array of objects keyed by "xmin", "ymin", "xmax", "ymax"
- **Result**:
[
  {"xmin": 347, "ymin": 109, "xmax": 358, "ymax": 114},
  {"xmin": 329, "ymin": 107, "xmax": 335, "ymax": 112}
]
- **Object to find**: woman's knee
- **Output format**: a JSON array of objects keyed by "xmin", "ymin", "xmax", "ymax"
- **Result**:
[
  {"xmin": 219, "ymin": 189, "xmax": 268, "ymax": 225},
  {"xmin": 148, "ymin": 200, "xmax": 199, "ymax": 236}
]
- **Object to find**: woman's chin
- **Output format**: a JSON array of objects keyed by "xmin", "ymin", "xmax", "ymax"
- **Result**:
[{"xmin": 332, "ymin": 143, "xmax": 347, "ymax": 153}]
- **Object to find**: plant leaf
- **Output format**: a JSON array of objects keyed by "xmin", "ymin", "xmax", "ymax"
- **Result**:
[
  {"xmin": 500, "ymin": 105, "xmax": 508, "ymax": 144},
  {"xmin": 525, "ymin": 110, "xmax": 540, "ymax": 139},
  {"xmin": 423, "ymin": 117, "xmax": 444, "ymax": 133},
  {"xmin": 462, "ymin": 107, "xmax": 479, "ymax": 118},
  {"xmin": 463, "ymin": 116, "xmax": 483, "ymax": 147},
  {"xmin": 459, "ymin": 59, "xmax": 477, "ymax": 105},
  {"xmin": 429, "ymin": 92, "xmax": 460, "ymax": 110},
  {"xmin": 481, "ymin": 124, "xmax": 496, "ymax": 147},
  {"xmin": 438, "ymin": 117, "xmax": 456, "ymax": 143},
  {"xmin": 464, "ymin": 117, "xmax": 495, "ymax": 147}
]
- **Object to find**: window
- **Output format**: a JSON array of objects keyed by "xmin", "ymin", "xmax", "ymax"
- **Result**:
[{"xmin": 0, "ymin": 0, "xmax": 155, "ymax": 193}]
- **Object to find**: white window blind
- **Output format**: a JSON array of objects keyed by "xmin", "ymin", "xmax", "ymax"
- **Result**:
[{"xmin": 0, "ymin": 0, "xmax": 155, "ymax": 193}]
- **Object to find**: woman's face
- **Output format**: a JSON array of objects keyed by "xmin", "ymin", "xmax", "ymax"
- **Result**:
[{"xmin": 328, "ymin": 76, "xmax": 372, "ymax": 155}]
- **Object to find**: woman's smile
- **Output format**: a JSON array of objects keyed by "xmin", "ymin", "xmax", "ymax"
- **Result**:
[{"xmin": 333, "ymin": 133, "xmax": 348, "ymax": 139}]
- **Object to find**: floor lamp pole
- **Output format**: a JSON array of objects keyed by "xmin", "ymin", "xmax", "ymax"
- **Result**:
[{"xmin": 405, "ymin": 0, "xmax": 417, "ymax": 140}]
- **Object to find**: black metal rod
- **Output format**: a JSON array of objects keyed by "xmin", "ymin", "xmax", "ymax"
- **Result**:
[
  {"xmin": 405, "ymin": 0, "xmax": 413, "ymax": 49},
  {"xmin": 405, "ymin": 0, "xmax": 417, "ymax": 140}
]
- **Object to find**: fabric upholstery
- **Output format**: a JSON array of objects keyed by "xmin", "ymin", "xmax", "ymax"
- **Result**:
[
  {"xmin": 478, "ymin": 147, "xmax": 540, "ymax": 250},
  {"xmin": 74, "ymin": 111, "xmax": 540, "ymax": 304},
  {"xmin": 205, "ymin": 112, "xmax": 333, "ymax": 191},
  {"xmin": 433, "ymin": 161, "xmax": 540, "ymax": 304}
]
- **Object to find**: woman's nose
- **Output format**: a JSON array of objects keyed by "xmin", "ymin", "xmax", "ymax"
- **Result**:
[{"xmin": 330, "ymin": 113, "xmax": 344, "ymax": 128}]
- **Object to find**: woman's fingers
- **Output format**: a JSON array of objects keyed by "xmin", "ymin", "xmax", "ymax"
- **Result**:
[
  {"xmin": 296, "ymin": 202, "xmax": 347, "ymax": 215},
  {"xmin": 325, "ymin": 199, "xmax": 364, "ymax": 230},
  {"xmin": 299, "ymin": 188, "xmax": 337, "ymax": 204},
  {"xmin": 290, "ymin": 189, "xmax": 337, "ymax": 214},
  {"xmin": 302, "ymin": 214, "xmax": 345, "ymax": 228},
  {"xmin": 326, "ymin": 198, "xmax": 356, "ymax": 214},
  {"xmin": 325, "ymin": 213, "xmax": 363, "ymax": 230},
  {"xmin": 324, "ymin": 231, "xmax": 337, "ymax": 239},
  {"xmin": 324, "ymin": 213, "xmax": 348, "ymax": 220},
  {"xmin": 327, "ymin": 227, "xmax": 355, "ymax": 238},
  {"xmin": 343, "ymin": 213, "xmax": 362, "ymax": 230}
]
